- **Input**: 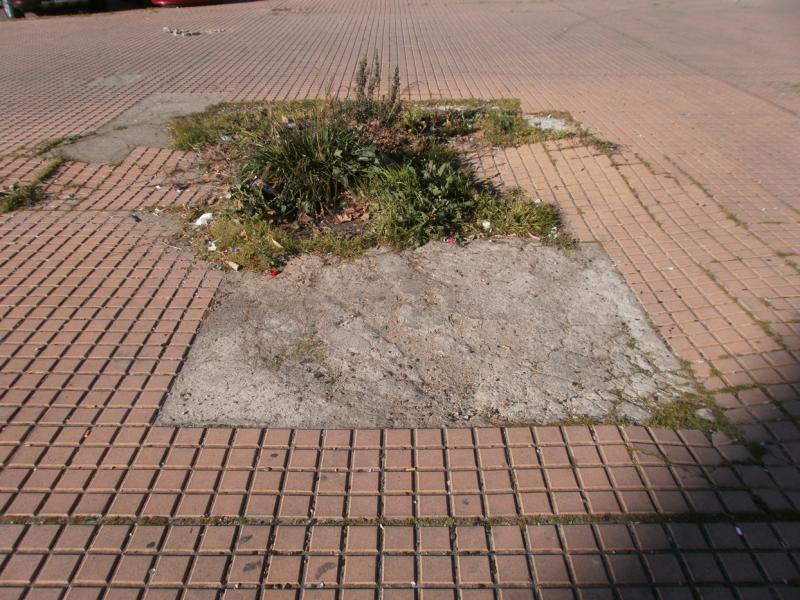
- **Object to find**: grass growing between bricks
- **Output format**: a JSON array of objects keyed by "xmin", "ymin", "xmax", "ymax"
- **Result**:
[
  {"xmin": 31, "ymin": 134, "xmax": 84, "ymax": 156},
  {"xmin": 6, "ymin": 511, "xmax": 800, "ymax": 528},
  {"xmin": 0, "ymin": 184, "xmax": 43, "ymax": 214},
  {"xmin": 0, "ymin": 156, "xmax": 64, "ymax": 214},
  {"xmin": 169, "ymin": 58, "xmax": 577, "ymax": 272},
  {"xmin": 511, "ymin": 390, "xmax": 737, "ymax": 438},
  {"xmin": 646, "ymin": 393, "xmax": 734, "ymax": 438}
]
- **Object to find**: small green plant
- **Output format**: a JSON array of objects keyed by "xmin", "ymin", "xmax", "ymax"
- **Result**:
[
  {"xmin": 0, "ymin": 184, "xmax": 44, "ymax": 214},
  {"xmin": 0, "ymin": 156, "xmax": 64, "ymax": 214},
  {"xmin": 478, "ymin": 109, "xmax": 576, "ymax": 147},
  {"xmin": 368, "ymin": 156, "xmax": 478, "ymax": 247}
]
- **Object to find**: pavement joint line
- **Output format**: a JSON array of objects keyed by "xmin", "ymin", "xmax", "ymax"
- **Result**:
[
  {"xmin": 698, "ymin": 265, "xmax": 788, "ymax": 352},
  {"xmin": 4, "ymin": 511, "xmax": 800, "ymax": 528},
  {"xmin": 662, "ymin": 153, "xmax": 800, "ymax": 271}
]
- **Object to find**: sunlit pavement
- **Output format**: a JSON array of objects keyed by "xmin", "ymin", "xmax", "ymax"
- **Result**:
[{"xmin": 1, "ymin": 0, "xmax": 799, "ymax": 595}]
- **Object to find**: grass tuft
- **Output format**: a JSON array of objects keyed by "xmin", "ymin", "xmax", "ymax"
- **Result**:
[
  {"xmin": 367, "ymin": 154, "xmax": 478, "ymax": 248},
  {"xmin": 645, "ymin": 390, "xmax": 739, "ymax": 441},
  {"xmin": 473, "ymin": 189, "xmax": 564, "ymax": 241},
  {"xmin": 0, "ymin": 156, "xmax": 64, "ymax": 215},
  {"xmin": 576, "ymin": 131, "xmax": 621, "ymax": 155},
  {"xmin": 31, "ymin": 134, "xmax": 83, "ymax": 156},
  {"xmin": 478, "ymin": 109, "xmax": 574, "ymax": 147},
  {"xmin": 0, "ymin": 185, "xmax": 44, "ymax": 214},
  {"xmin": 235, "ymin": 113, "xmax": 379, "ymax": 220},
  {"xmin": 169, "ymin": 100, "xmax": 320, "ymax": 151}
]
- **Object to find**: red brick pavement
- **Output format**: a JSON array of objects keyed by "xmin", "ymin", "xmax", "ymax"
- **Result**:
[
  {"xmin": 0, "ymin": 424, "xmax": 786, "ymax": 521},
  {"xmin": 3, "ymin": 521, "xmax": 799, "ymax": 598},
  {"xmin": 1, "ymin": 0, "xmax": 799, "ymax": 596}
]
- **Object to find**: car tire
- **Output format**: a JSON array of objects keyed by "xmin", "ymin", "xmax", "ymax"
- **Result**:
[
  {"xmin": 87, "ymin": 0, "xmax": 105, "ymax": 11},
  {"xmin": 2, "ymin": 0, "xmax": 24, "ymax": 18}
]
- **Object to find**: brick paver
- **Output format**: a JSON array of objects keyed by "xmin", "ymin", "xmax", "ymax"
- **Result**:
[
  {"xmin": 1, "ymin": 0, "xmax": 799, "ymax": 596},
  {"xmin": 3, "ymin": 521, "xmax": 799, "ymax": 597},
  {"xmin": 2, "ymin": 424, "xmax": 791, "ymax": 522}
]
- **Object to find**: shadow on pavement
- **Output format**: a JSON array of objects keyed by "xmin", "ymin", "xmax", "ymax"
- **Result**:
[{"xmin": 1, "ymin": 0, "xmax": 245, "ymax": 20}]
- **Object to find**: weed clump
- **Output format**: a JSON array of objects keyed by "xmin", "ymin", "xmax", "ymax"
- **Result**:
[
  {"xmin": 170, "ymin": 57, "xmax": 583, "ymax": 271},
  {"xmin": 479, "ymin": 109, "xmax": 542, "ymax": 146},
  {"xmin": 235, "ymin": 115, "xmax": 379, "ymax": 220},
  {"xmin": 646, "ymin": 393, "xmax": 734, "ymax": 439},
  {"xmin": 0, "ymin": 184, "xmax": 44, "ymax": 214},
  {"xmin": 369, "ymin": 156, "xmax": 478, "ymax": 248},
  {"xmin": 0, "ymin": 156, "xmax": 64, "ymax": 214}
]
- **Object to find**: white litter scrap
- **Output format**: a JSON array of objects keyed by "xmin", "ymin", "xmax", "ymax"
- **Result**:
[
  {"xmin": 163, "ymin": 27, "xmax": 226, "ymax": 37},
  {"xmin": 207, "ymin": 241, "xmax": 217, "ymax": 252},
  {"xmin": 192, "ymin": 213, "xmax": 214, "ymax": 230},
  {"xmin": 525, "ymin": 114, "xmax": 574, "ymax": 132},
  {"xmin": 694, "ymin": 408, "xmax": 715, "ymax": 422}
]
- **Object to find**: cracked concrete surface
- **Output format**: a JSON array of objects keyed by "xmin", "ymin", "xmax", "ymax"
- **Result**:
[
  {"xmin": 60, "ymin": 93, "xmax": 224, "ymax": 164},
  {"xmin": 158, "ymin": 240, "xmax": 695, "ymax": 428}
]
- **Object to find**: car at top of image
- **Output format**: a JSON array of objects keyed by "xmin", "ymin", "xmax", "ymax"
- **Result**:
[
  {"xmin": 149, "ymin": 0, "xmax": 211, "ymax": 5},
  {"xmin": 3, "ymin": 0, "xmax": 105, "ymax": 18}
]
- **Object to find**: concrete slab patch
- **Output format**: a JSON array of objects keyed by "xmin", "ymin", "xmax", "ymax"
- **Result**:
[
  {"xmin": 158, "ymin": 240, "xmax": 695, "ymax": 428},
  {"xmin": 60, "ymin": 93, "xmax": 224, "ymax": 164}
]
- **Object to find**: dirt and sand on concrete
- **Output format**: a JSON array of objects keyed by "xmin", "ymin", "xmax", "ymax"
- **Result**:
[
  {"xmin": 158, "ymin": 239, "xmax": 695, "ymax": 428},
  {"xmin": 60, "ymin": 93, "xmax": 223, "ymax": 164}
]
